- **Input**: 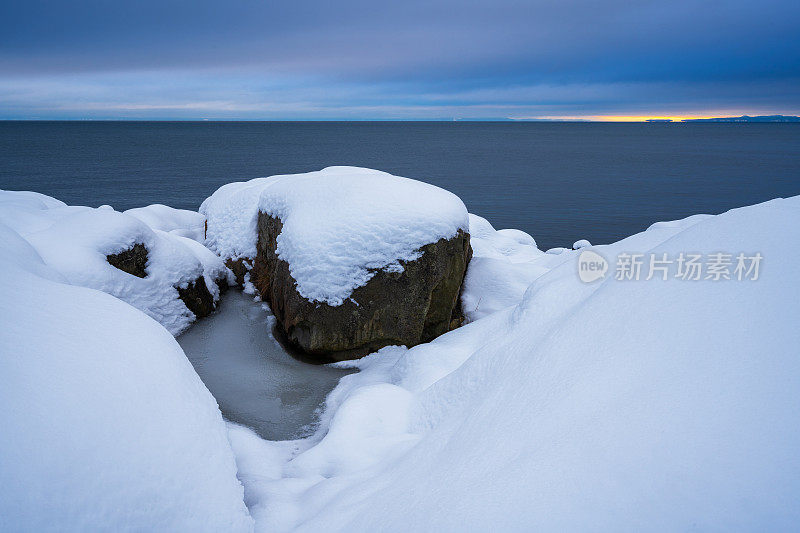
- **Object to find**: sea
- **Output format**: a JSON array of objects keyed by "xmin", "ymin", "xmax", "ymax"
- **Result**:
[{"xmin": 1, "ymin": 120, "xmax": 798, "ymax": 250}]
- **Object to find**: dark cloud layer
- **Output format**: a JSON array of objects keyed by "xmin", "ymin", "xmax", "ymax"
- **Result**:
[{"xmin": 1, "ymin": 0, "xmax": 798, "ymax": 118}]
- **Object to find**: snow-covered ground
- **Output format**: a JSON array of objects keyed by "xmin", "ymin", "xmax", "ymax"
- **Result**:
[
  {"xmin": 226, "ymin": 196, "xmax": 800, "ymax": 531},
  {"xmin": 0, "ymin": 213, "xmax": 252, "ymax": 531},
  {"xmin": 2, "ymin": 177, "xmax": 799, "ymax": 530},
  {"xmin": 124, "ymin": 203, "xmax": 207, "ymax": 242}
]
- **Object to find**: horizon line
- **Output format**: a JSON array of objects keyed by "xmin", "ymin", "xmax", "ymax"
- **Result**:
[{"xmin": 1, "ymin": 116, "xmax": 799, "ymax": 123}]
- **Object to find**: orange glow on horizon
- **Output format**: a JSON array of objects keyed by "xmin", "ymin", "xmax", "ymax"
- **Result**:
[
  {"xmin": 585, "ymin": 115, "xmax": 710, "ymax": 122},
  {"xmin": 525, "ymin": 114, "xmax": 754, "ymax": 122}
]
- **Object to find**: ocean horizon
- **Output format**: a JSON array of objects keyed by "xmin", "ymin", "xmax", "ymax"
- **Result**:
[{"xmin": 2, "ymin": 120, "xmax": 798, "ymax": 250}]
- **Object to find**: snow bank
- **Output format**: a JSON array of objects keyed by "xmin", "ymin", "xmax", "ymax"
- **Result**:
[
  {"xmin": 201, "ymin": 167, "xmax": 468, "ymax": 305},
  {"xmin": 0, "ymin": 191, "xmax": 227, "ymax": 335},
  {"xmin": 461, "ymin": 214, "xmax": 551, "ymax": 321},
  {"xmin": 0, "ymin": 220, "xmax": 252, "ymax": 531},
  {"xmin": 229, "ymin": 197, "xmax": 800, "ymax": 531}
]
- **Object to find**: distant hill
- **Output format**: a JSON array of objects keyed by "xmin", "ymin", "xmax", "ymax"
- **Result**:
[{"xmin": 682, "ymin": 115, "xmax": 800, "ymax": 123}]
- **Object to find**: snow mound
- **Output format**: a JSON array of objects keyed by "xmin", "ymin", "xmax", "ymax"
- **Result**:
[
  {"xmin": 228, "ymin": 197, "xmax": 800, "ymax": 531},
  {"xmin": 201, "ymin": 167, "xmax": 469, "ymax": 306},
  {"xmin": 0, "ymin": 191, "xmax": 227, "ymax": 335},
  {"xmin": 0, "ymin": 221, "xmax": 252, "ymax": 531},
  {"xmin": 0, "ymin": 189, "xmax": 67, "ymax": 211},
  {"xmin": 125, "ymin": 203, "xmax": 207, "ymax": 242},
  {"xmin": 460, "ymin": 214, "xmax": 553, "ymax": 321}
]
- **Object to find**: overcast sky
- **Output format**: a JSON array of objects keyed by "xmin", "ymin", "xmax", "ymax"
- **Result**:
[{"xmin": 1, "ymin": 0, "xmax": 798, "ymax": 119}]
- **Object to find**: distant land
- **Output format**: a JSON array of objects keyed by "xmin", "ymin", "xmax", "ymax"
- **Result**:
[
  {"xmin": 681, "ymin": 115, "xmax": 800, "ymax": 123},
  {"xmin": 516, "ymin": 115, "xmax": 800, "ymax": 123}
]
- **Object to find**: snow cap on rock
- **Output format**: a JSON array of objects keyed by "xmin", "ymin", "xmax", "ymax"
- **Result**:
[{"xmin": 202, "ymin": 167, "xmax": 469, "ymax": 306}]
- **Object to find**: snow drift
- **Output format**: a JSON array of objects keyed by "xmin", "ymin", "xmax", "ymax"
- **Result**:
[
  {"xmin": 124, "ymin": 203, "xmax": 207, "ymax": 242},
  {"xmin": 0, "ymin": 220, "xmax": 252, "ymax": 531},
  {"xmin": 4, "ymin": 181, "xmax": 799, "ymax": 531},
  {"xmin": 227, "ymin": 196, "xmax": 800, "ymax": 531}
]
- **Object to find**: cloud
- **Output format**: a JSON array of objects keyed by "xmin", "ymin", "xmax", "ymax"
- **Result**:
[
  {"xmin": 2, "ymin": 69, "xmax": 797, "ymax": 120},
  {"xmin": 1, "ymin": 0, "xmax": 798, "ymax": 118}
]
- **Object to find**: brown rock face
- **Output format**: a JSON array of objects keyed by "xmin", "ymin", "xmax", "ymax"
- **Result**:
[
  {"xmin": 176, "ymin": 276, "xmax": 217, "ymax": 318},
  {"xmin": 252, "ymin": 213, "xmax": 472, "ymax": 361},
  {"xmin": 106, "ymin": 243, "xmax": 148, "ymax": 278},
  {"xmin": 225, "ymin": 257, "xmax": 250, "ymax": 287}
]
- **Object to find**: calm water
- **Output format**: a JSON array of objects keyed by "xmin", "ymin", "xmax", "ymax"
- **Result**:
[
  {"xmin": 1, "ymin": 121, "xmax": 799, "ymax": 249},
  {"xmin": 177, "ymin": 291, "xmax": 353, "ymax": 440}
]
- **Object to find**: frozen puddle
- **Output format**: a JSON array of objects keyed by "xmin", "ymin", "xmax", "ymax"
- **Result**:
[{"xmin": 178, "ymin": 291, "xmax": 354, "ymax": 440}]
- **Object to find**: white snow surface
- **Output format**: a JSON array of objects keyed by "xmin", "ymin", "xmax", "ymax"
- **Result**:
[
  {"xmin": 201, "ymin": 167, "xmax": 469, "ymax": 305},
  {"xmin": 0, "ymin": 191, "xmax": 227, "ymax": 335},
  {"xmin": 227, "ymin": 196, "xmax": 800, "ymax": 531},
  {"xmin": 461, "ymin": 214, "xmax": 549, "ymax": 321},
  {"xmin": 5, "ymin": 182, "xmax": 800, "ymax": 530},
  {"xmin": 125, "ymin": 203, "xmax": 207, "ymax": 242},
  {"xmin": 0, "ymin": 220, "xmax": 253, "ymax": 531}
]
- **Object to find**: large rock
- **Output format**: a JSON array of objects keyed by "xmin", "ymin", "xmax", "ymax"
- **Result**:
[
  {"xmin": 200, "ymin": 167, "xmax": 474, "ymax": 358},
  {"xmin": 252, "ymin": 213, "xmax": 472, "ymax": 360}
]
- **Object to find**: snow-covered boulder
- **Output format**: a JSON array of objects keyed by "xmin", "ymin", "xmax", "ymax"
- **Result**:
[
  {"xmin": 201, "ymin": 167, "xmax": 471, "ymax": 360},
  {"xmin": 0, "ymin": 191, "xmax": 228, "ymax": 335},
  {"xmin": 0, "ymin": 221, "xmax": 253, "ymax": 531}
]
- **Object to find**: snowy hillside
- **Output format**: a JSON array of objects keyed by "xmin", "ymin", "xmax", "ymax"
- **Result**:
[
  {"xmin": 227, "ymin": 196, "xmax": 800, "ymax": 531},
  {"xmin": 2, "ymin": 183, "xmax": 799, "ymax": 531}
]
